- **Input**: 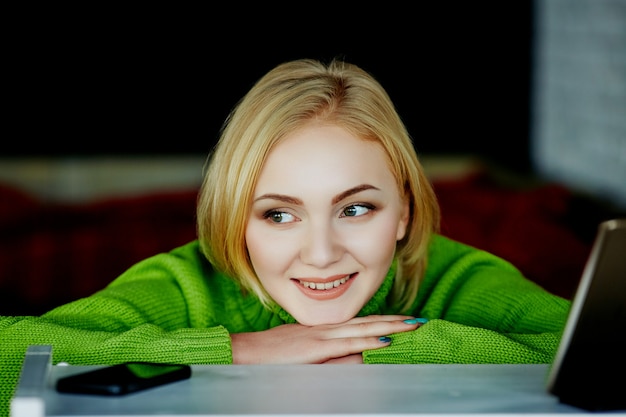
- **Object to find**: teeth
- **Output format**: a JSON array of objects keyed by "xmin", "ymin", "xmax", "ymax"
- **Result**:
[{"xmin": 300, "ymin": 275, "xmax": 350, "ymax": 290}]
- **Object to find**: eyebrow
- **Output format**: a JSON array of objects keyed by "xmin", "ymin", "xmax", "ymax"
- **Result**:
[{"xmin": 253, "ymin": 184, "xmax": 380, "ymax": 205}]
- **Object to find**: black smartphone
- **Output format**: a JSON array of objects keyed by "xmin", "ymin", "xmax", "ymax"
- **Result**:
[{"xmin": 56, "ymin": 362, "xmax": 192, "ymax": 395}]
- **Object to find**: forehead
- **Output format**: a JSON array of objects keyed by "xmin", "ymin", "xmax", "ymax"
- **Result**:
[{"xmin": 254, "ymin": 124, "xmax": 396, "ymax": 196}]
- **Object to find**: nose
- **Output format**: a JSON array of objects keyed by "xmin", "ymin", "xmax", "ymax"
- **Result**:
[{"xmin": 299, "ymin": 221, "xmax": 342, "ymax": 268}]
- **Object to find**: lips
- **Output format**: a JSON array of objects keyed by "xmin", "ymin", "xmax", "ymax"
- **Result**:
[
  {"xmin": 293, "ymin": 273, "xmax": 356, "ymax": 300},
  {"xmin": 298, "ymin": 274, "xmax": 351, "ymax": 290}
]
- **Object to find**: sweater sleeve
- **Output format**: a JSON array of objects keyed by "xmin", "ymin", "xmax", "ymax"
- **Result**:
[
  {"xmin": 364, "ymin": 236, "xmax": 572, "ymax": 364},
  {"xmin": 362, "ymin": 319, "xmax": 563, "ymax": 364},
  {"xmin": 0, "ymin": 242, "xmax": 233, "ymax": 417}
]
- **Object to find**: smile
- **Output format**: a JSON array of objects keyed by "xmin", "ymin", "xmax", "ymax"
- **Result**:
[{"xmin": 297, "ymin": 274, "xmax": 353, "ymax": 290}]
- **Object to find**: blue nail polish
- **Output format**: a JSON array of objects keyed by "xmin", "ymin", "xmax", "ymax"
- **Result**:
[
  {"xmin": 403, "ymin": 317, "xmax": 429, "ymax": 325},
  {"xmin": 379, "ymin": 336, "xmax": 392, "ymax": 343}
]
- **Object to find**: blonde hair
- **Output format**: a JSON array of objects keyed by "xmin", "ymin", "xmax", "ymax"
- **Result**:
[{"xmin": 197, "ymin": 58, "xmax": 440, "ymax": 313}]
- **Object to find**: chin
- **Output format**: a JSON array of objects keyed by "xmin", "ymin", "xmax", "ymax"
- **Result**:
[{"xmin": 292, "ymin": 309, "xmax": 358, "ymax": 326}]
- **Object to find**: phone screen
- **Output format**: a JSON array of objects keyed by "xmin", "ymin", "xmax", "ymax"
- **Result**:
[{"xmin": 56, "ymin": 362, "xmax": 192, "ymax": 395}]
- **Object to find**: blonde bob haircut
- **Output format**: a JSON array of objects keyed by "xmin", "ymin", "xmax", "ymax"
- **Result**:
[{"xmin": 197, "ymin": 58, "xmax": 440, "ymax": 314}]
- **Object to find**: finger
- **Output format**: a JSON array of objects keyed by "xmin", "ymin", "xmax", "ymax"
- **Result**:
[
  {"xmin": 343, "ymin": 315, "xmax": 414, "ymax": 324},
  {"xmin": 324, "ymin": 318, "xmax": 423, "ymax": 340},
  {"xmin": 319, "ymin": 334, "xmax": 393, "ymax": 360},
  {"xmin": 322, "ymin": 353, "xmax": 363, "ymax": 364}
]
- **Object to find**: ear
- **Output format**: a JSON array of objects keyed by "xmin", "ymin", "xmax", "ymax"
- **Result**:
[{"xmin": 396, "ymin": 198, "xmax": 410, "ymax": 241}]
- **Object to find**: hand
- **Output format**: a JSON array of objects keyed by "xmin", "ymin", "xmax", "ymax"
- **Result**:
[
  {"xmin": 321, "ymin": 353, "xmax": 364, "ymax": 364},
  {"xmin": 230, "ymin": 315, "xmax": 423, "ymax": 364}
]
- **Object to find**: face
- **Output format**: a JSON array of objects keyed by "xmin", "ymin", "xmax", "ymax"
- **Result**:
[{"xmin": 245, "ymin": 123, "xmax": 409, "ymax": 326}]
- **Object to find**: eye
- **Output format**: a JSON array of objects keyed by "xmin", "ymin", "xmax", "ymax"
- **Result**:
[
  {"xmin": 341, "ymin": 204, "xmax": 374, "ymax": 218},
  {"xmin": 264, "ymin": 210, "xmax": 296, "ymax": 224}
]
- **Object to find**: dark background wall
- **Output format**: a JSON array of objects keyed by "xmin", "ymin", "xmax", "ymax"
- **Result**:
[{"xmin": 5, "ymin": 3, "xmax": 533, "ymax": 171}]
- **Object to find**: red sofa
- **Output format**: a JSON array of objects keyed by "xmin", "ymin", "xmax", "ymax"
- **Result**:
[{"xmin": 0, "ymin": 170, "xmax": 598, "ymax": 316}]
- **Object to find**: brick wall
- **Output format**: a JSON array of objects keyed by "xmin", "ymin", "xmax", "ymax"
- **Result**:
[{"xmin": 531, "ymin": 0, "xmax": 626, "ymax": 209}]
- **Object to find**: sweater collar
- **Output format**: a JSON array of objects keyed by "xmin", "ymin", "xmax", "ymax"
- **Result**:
[{"xmin": 273, "ymin": 260, "xmax": 397, "ymax": 324}]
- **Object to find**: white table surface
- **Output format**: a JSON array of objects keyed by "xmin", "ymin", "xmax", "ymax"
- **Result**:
[
  {"xmin": 11, "ymin": 346, "xmax": 626, "ymax": 417},
  {"xmin": 11, "ymin": 345, "xmax": 625, "ymax": 416}
]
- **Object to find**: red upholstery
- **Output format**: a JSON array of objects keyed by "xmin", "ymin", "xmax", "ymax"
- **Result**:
[{"xmin": 0, "ymin": 172, "xmax": 592, "ymax": 315}]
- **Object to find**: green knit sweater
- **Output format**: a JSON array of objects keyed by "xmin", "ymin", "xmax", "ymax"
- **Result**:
[{"xmin": 0, "ymin": 235, "xmax": 571, "ymax": 417}]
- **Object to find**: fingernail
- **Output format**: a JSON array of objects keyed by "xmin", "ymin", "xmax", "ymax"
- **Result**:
[
  {"xmin": 403, "ymin": 317, "xmax": 429, "ymax": 325},
  {"xmin": 379, "ymin": 336, "xmax": 392, "ymax": 343}
]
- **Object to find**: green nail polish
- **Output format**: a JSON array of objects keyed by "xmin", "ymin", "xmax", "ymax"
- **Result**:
[
  {"xmin": 403, "ymin": 317, "xmax": 429, "ymax": 325},
  {"xmin": 379, "ymin": 336, "xmax": 392, "ymax": 343}
]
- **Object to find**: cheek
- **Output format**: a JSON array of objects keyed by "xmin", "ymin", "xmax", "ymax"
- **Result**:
[
  {"xmin": 347, "ymin": 217, "xmax": 403, "ymax": 265},
  {"xmin": 245, "ymin": 224, "xmax": 293, "ymax": 278},
  {"xmin": 245, "ymin": 225, "xmax": 270, "ymax": 273}
]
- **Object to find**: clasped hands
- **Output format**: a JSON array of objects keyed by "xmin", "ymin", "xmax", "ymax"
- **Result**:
[{"xmin": 230, "ymin": 315, "xmax": 426, "ymax": 364}]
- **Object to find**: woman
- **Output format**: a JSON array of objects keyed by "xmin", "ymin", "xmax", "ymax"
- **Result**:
[{"xmin": 0, "ymin": 58, "xmax": 570, "ymax": 416}]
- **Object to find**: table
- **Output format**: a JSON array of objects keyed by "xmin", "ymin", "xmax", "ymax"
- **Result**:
[{"xmin": 11, "ymin": 345, "xmax": 625, "ymax": 416}]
